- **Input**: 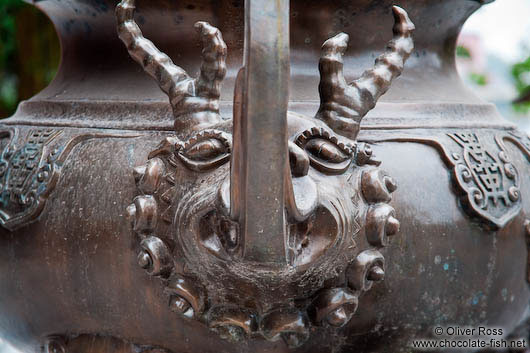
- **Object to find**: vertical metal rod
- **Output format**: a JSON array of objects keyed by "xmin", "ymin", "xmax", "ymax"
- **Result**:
[{"xmin": 231, "ymin": 0, "xmax": 290, "ymax": 263}]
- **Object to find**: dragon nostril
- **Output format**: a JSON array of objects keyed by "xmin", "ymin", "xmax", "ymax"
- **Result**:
[
  {"xmin": 199, "ymin": 210, "xmax": 240, "ymax": 258},
  {"xmin": 289, "ymin": 141, "xmax": 309, "ymax": 177}
]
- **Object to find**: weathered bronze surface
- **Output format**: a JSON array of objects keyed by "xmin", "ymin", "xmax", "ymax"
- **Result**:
[{"xmin": 0, "ymin": 0, "xmax": 529, "ymax": 352}]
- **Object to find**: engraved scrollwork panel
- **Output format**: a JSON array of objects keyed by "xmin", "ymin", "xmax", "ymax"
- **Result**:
[
  {"xmin": 0, "ymin": 128, "xmax": 64, "ymax": 230},
  {"xmin": 360, "ymin": 129, "xmax": 530, "ymax": 230},
  {"xmin": 447, "ymin": 132, "xmax": 522, "ymax": 228},
  {"xmin": 0, "ymin": 126, "xmax": 141, "ymax": 231}
]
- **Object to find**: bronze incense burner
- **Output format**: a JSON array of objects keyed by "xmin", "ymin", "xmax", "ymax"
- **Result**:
[{"xmin": 0, "ymin": 0, "xmax": 529, "ymax": 352}]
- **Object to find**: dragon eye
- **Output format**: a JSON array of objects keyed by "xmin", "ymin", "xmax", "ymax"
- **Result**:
[
  {"xmin": 177, "ymin": 130, "xmax": 231, "ymax": 172},
  {"xmin": 186, "ymin": 139, "xmax": 226, "ymax": 161},
  {"xmin": 295, "ymin": 127, "xmax": 353, "ymax": 174},
  {"xmin": 305, "ymin": 139, "xmax": 349, "ymax": 164}
]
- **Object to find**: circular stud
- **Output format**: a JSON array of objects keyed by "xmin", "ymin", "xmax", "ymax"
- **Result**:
[
  {"xmin": 347, "ymin": 249, "xmax": 385, "ymax": 292},
  {"xmin": 309, "ymin": 287, "xmax": 358, "ymax": 327},
  {"xmin": 129, "ymin": 195, "xmax": 158, "ymax": 234},
  {"xmin": 260, "ymin": 308, "xmax": 310, "ymax": 348},
  {"xmin": 139, "ymin": 236, "xmax": 173, "ymax": 277},
  {"xmin": 165, "ymin": 276, "xmax": 205, "ymax": 319},
  {"xmin": 207, "ymin": 306, "xmax": 257, "ymax": 342},
  {"xmin": 361, "ymin": 169, "xmax": 397, "ymax": 204},
  {"xmin": 136, "ymin": 157, "xmax": 166, "ymax": 193},
  {"xmin": 366, "ymin": 204, "xmax": 399, "ymax": 247}
]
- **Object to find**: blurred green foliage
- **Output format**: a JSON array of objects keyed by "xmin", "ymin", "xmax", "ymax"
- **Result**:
[
  {"xmin": 512, "ymin": 56, "xmax": 530, "ymax": 113},
  {"xmin": 458, "ymin": 42, "xmax": 529, "ymax": 116},
  {"xmin": 0, "ymin": 0, "xmax": 24, "ymax": 67},
  {"xmin": 0, "ymin": 0, "xmax": 24, "ymax": 115},
  {"xmin": 456, "ymin": 45, "xmax": 490, "ymax": 88},
  {"xmin": 0, "ymin": 0, "xmax": 60, "ymax": 118},
  {"xmin": 456, "ymin": 45, "xmax": 471, "ymax": 58},
  {"xmin": 469, "ymin": 72, "xmax": 488, "ymax": 86}
]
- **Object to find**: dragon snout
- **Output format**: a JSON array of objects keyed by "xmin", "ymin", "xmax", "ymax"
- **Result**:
[
  {"xmin": 218, "ymin": 141, "xmax": 318, "ymax": 222},
  {"xmin": 206, "ymin": 142, "xmax": 322, "ymax": 263}
]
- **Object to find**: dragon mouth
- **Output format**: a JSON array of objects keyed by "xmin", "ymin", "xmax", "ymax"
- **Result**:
[
  {"xmin": 198, "ymin": 205, "xmax": 339, "ymax": 268},
  {"xmin": 287, "ymin": 206, "xmax": 339, "ymax": 267}
]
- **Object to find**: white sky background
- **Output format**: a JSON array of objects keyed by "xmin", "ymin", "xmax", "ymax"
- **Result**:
[
  {"xmin": 459, "ymin": 0, "xmax": 530, "ymax": 131},
  {"xmin": 462, "ymin": 0, "xmax": 530, "ymax": 64}
]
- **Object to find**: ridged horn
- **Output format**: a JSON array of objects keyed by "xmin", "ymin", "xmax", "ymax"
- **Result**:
[
  {"xmin": 116, "ymin": 0, "xmax": 227, "ymax": 134},
  {"xmin": 316, "ymin": 6, "xmax": 415, "ymax": 140}
]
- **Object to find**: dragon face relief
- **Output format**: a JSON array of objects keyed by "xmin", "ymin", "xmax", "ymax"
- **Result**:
[
  {"xmin": 187, "ymin": 115, "xmax": 358, "ymax": 268},
  {"xmin": 118, "ymin": 0, "xmax": 413, "ymax": 347},
  {"xmin": 127, "ymin": 113, "xmax": 399, "ymax": 346}
]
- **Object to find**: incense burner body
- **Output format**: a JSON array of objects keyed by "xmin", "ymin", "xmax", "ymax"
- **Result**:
[{"xmin": 0, "ymin": 1, "xmax": 529, "ymax": 353}]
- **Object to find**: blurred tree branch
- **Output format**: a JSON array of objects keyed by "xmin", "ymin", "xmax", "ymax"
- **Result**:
[{"xmin": 512, "ymin": 56, "xmax": 530, "ymax": 114}]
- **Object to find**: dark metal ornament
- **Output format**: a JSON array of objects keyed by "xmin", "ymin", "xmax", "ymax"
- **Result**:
[
  {"xmin": 0, "ymin": 0, "xmax": 528, "ymax": 352},
  {"xmin": 117, "ymin": 0, "xmax": 409, "ymax": 346}
]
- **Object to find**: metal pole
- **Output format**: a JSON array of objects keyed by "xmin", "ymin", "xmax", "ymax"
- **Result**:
[{"xmin": 231, "ymin": 0, "xmax": 290, "ymax": 263}]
